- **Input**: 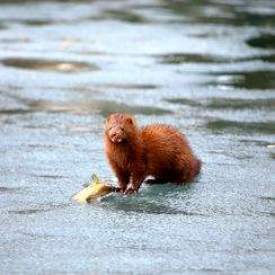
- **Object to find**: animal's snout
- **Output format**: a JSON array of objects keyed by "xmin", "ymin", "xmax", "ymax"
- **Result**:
[{"xmin": 109, "ymin": 127, "xmax": 124, "ymax": 143}]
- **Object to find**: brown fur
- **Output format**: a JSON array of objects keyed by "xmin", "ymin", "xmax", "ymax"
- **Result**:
[{"xmin": 104, "ymin": 113, "xmax": 201, "ymax": 193}]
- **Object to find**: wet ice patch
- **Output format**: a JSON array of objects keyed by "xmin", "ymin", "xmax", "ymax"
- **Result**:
[
  {"xmin": 247, "ymin": 33, "xmax": 275, "ymax": 49},
  {"xmin": 165, "ymin": 97, "xmax": 275, "ymax": 110},
  {"xmin": 7, "ymin": 203, "xmax": 69, "ymax": 215},
  {"xmin": 102, "ymin": 9, "xmax": 147, "ymax": 23},
  {"xmin": 207, "ymin": 119, "xmax": 275, "ymax": 135},
  {"xmin": 28, "ymin": 99, "xmax": 172, "ymax": 117},
  {"xmin": 157, "ymin": 53, "xmax": 229, "ymax": 64},
  {"xmin": 1, "ymin": 58, "xmax": 99, "ymax": 73},
  {"xmin": 206, "ymin": 70, "xmax": 275, "ymax": 90}
]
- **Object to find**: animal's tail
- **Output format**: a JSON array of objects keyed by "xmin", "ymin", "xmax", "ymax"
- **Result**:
[
  {"xmin": 187, "ymin": 158, "xmax": 202, "ymax": 181},
  {"xmin": 194, "ymin": 158, "xmax": 202, "ymax": 176},
  {"xmin": 182, "ymin": 157, "xmax": 202, "ymax": 183}
]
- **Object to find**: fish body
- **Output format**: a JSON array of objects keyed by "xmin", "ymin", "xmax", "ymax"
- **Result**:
[{"xmin": 73, "ymin": 174, "xmax": 115, "ymax": 204}]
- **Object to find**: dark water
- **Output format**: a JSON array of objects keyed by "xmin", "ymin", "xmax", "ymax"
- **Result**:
[{"xmin": 0, "ymin": 0, "xmax": 274, "ymax": 274}]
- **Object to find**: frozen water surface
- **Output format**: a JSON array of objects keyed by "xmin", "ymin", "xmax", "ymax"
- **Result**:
[{"xmin": 0, "ymin": 0, "xmax": 274, "ymax": 274}]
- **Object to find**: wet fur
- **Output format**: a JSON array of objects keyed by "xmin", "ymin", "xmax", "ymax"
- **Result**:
[{"xmin": 104, "ymin": 113, "xmax": 201, "ymax": 192}]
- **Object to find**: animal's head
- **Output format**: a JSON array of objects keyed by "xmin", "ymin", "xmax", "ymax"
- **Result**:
[{"xmin": 104, "ymin": 113, "xmax": 137, "ymax": 144}]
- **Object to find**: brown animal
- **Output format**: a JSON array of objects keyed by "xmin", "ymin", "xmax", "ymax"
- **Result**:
[{"xmin": 104, "ymin": 113, "xmax": 201, "ymax": 194}]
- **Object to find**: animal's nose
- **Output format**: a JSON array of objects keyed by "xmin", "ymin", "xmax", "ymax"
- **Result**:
[{"xmin": 111, "ymin": 132, "xmax": 117, "ymax": 140}]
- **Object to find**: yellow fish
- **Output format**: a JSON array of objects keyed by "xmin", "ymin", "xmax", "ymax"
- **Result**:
[{"xmin": 72, "ymin": 174, "xmax": 117, "ymax": 204}]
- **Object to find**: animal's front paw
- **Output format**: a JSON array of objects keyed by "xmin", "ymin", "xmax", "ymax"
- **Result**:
[
  {"xmin": 124, "ymin": 184, "xmax": 138, "ymax": 195},
  {"xmin": 116, "ymin": 186, "xmax": 126, "ymax": 193}
]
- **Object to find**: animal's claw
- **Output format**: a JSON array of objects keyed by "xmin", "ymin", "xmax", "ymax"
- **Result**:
[{"xmin": 124, "ymin": 185, "xmax": 138, "ymax": 195}]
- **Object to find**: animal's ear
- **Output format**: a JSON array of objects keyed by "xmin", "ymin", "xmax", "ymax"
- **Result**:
[
  {"xmin": 105, "ymin": 114, "xmax": 111, "ymax": 123},
  {"xmin": 104, "ymin": 116, "xmax": 110, "ymax": 130},
  {"xmin": 126, "ymin": 117, "xmax": 133, "ymax": 124}
]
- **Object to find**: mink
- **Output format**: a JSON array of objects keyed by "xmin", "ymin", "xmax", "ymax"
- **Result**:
[{"xmin": 104, "ymin": 113, "xmax": 201, "ymax": 194}]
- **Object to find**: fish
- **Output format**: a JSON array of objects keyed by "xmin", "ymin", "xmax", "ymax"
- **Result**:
[{"xmin": 72, "ymin": 174, "xmax": 118, "ymax": 204}]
